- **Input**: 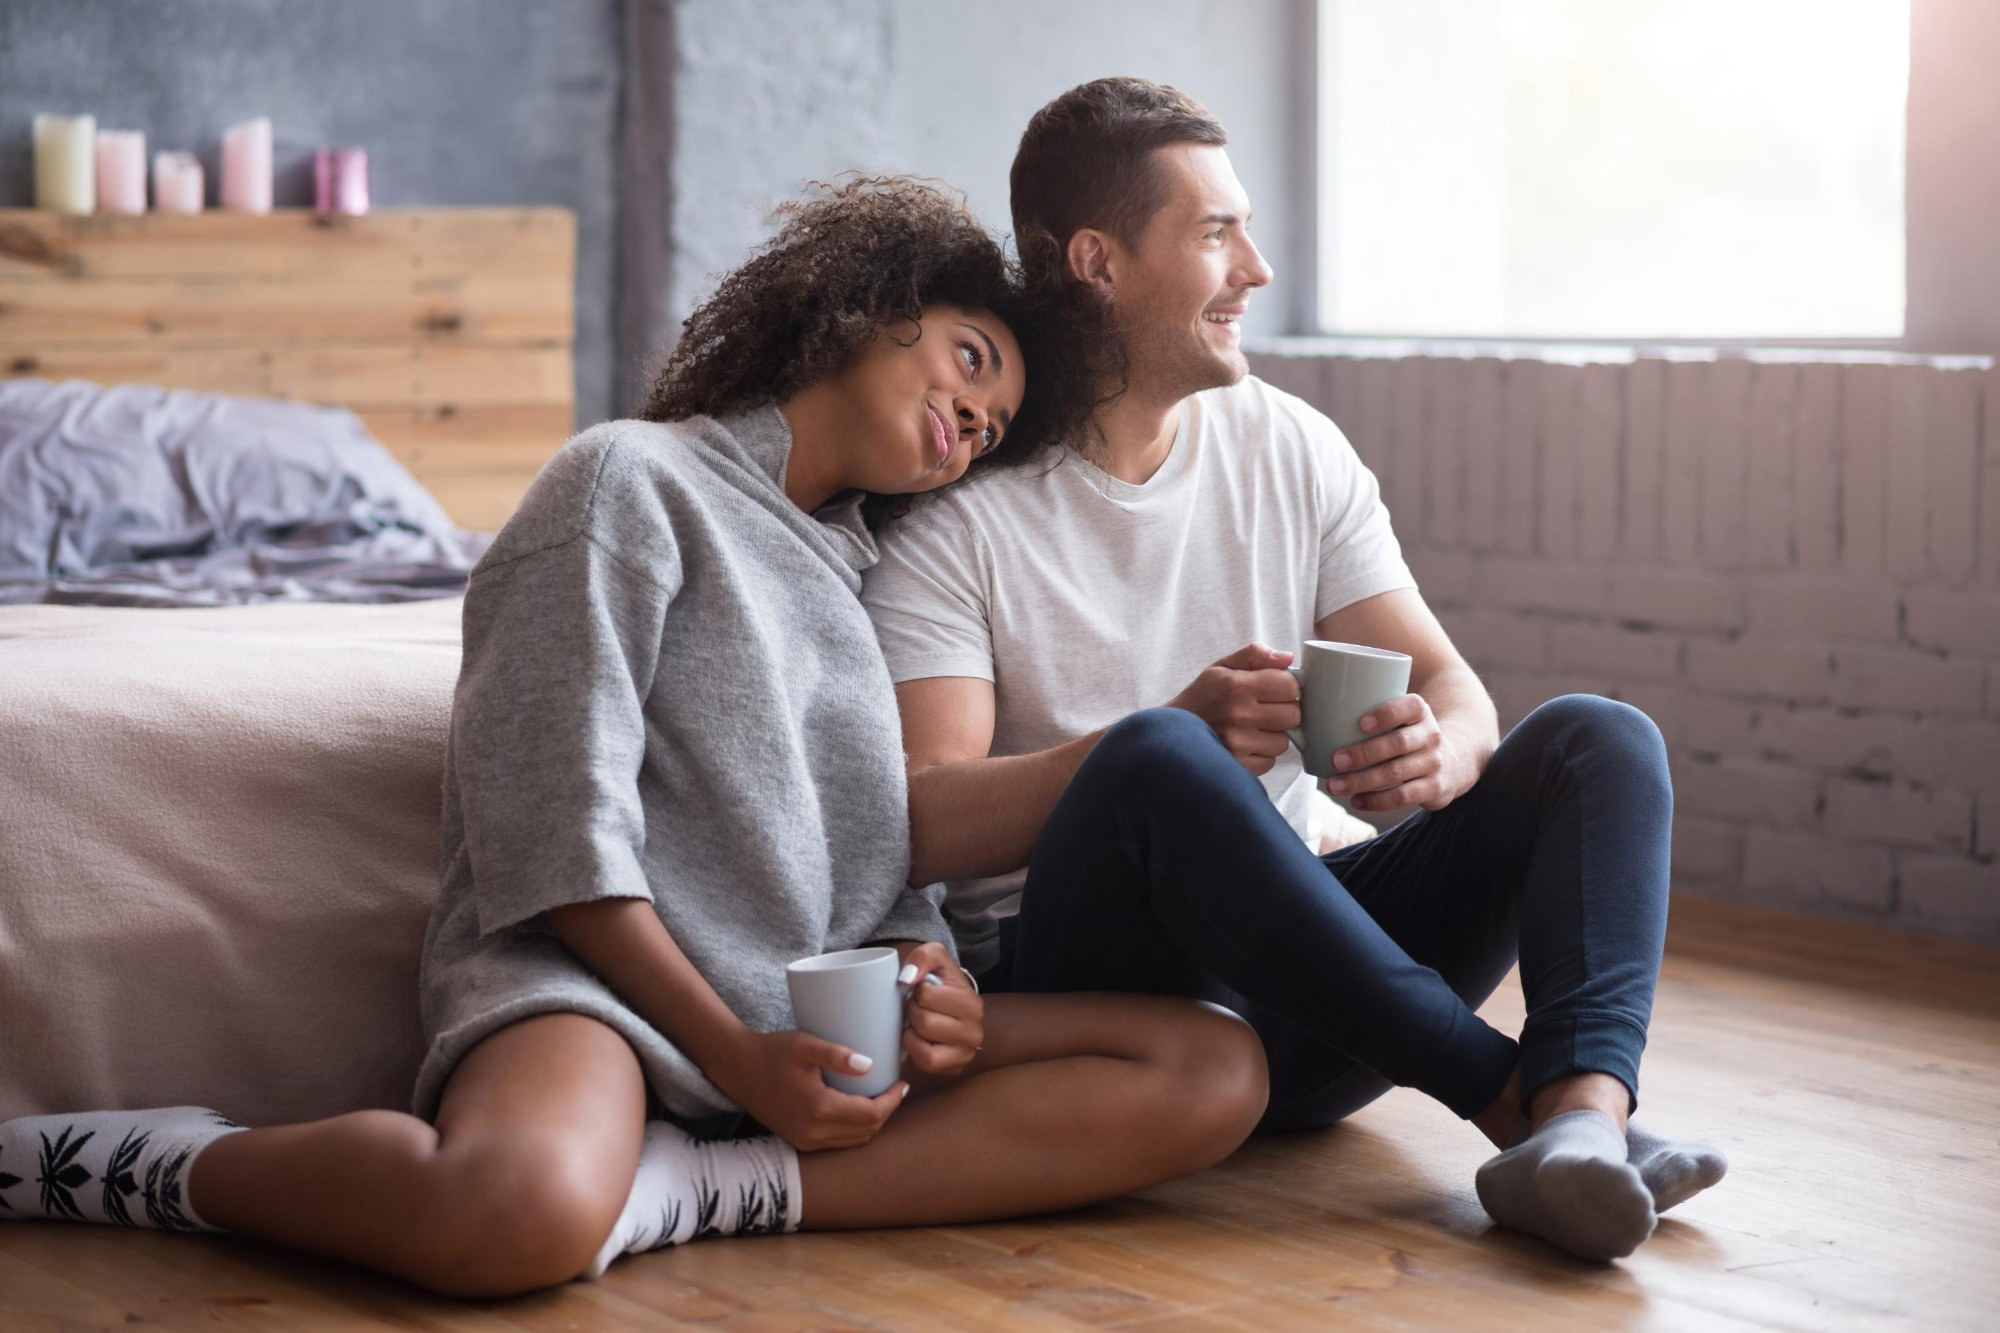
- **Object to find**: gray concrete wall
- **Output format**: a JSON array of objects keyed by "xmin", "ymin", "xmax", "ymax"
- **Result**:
[{"xmin": 0, "ymin": 0, "xmax": 623, "ymax": 424}]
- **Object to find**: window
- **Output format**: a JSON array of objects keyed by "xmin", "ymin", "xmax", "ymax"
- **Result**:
[{"xmin": 1317, "ymin": 0, "xmax": 1910, "ymax": 340}]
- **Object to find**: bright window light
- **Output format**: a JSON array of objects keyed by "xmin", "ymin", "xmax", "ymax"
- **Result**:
[{"xmin": 1317, "ymin": 0, "xmax": 1910, "ymax": 340}]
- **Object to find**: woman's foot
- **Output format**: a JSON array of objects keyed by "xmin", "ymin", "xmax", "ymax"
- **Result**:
[{"xmin": 0, "ymin": 1107, "xmax": 243, "ymax": 1230}]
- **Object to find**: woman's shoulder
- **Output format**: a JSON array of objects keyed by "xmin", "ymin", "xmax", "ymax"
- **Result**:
[{"xmin": 478, "ymin": 419, "xmax": 706, "ymax": 569}]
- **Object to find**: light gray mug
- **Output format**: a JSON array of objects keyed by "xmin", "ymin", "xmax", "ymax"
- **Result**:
[
  {"xmin": 1286, "ymin": 639, "xmax": 1414, "ymax": 779},
  {"xmin": 785, "ymin": 945, "xmax": 903, "ymax": 1097}
]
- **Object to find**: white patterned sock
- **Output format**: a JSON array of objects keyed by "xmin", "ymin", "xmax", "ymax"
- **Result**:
[
  {"xmin": 584, "ymin": 1120, "xmax": 802, "ymax": 1278},
  {"xmin": 0, "ymin": 1107, "xmax": 244, "ymax": 1231}
]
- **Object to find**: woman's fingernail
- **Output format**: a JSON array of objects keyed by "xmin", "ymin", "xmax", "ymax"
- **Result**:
[
  {"xmin": 897, "ymin": 963, "xmax": 919, "ymax": 986},
  {"xmin": 922, "ymin": 973, "xmax": 943, "ymax": 987},
  {"xmin": 847, "ymin": 1053, "xmax": 873, "ymax": 1073}
]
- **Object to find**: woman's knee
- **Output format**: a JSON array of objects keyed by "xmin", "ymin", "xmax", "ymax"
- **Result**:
[
  {"xmin": 1146, "ymin": 1002, "xmax": 1270, "ymax": 1168},
  {"xmin": 405, "ymin": 1129, "xmax": 631, "ymax": 1298}
]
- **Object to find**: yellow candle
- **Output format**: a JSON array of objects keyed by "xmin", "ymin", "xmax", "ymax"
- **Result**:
[{"xmin": 33, "ymin": 113, "xmax": 96, "ymax": 214}]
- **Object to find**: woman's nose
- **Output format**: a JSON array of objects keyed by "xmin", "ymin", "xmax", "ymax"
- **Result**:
[{"xmin": 956, "ymin": 400, "xmax": 988, "ymax": 436}]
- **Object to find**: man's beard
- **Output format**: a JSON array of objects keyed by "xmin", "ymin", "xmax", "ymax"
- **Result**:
[{"xmin": 1123, "ymin": 314, "xmax": 1247, "ymax": 405}]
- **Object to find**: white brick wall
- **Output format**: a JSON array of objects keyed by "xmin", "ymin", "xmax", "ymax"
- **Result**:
[{"xmin": 1251, "ymin": 346, "xmax": 2000, "ymax": 944}]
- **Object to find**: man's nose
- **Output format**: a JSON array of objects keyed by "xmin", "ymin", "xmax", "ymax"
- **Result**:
[{"xmin": 1236, "ymin": 236, "xmax": 1274, "ymax": 289}]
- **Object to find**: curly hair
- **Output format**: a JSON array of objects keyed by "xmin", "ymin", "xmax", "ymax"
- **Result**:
[
  {"xmin": 1011, "ymin": 79, "xmax": 1229, "ymax": 414},
  {"xmin": 637, "ymin": 176, "xmax": 1092, "ymax": 521}
]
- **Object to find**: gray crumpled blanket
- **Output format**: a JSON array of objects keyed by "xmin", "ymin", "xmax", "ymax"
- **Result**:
[{"xmin": 0, "ymin": 379, "xmax": 491, "ymax": 606}]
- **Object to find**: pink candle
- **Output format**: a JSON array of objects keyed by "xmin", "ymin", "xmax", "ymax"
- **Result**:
[
  {"xmin": 313, "ymin": 147, "xmax": 370, "ymax": 215},
  {"xmin": 221, "ymin": 117, "xmax": 273, "ymax": 213},
  {"xmin": 153, "ymin": 151, "xmax": 204, "ymax": 214},
  {"xmin": 95, "ymin": 130, "xmax": 147, "ymax": 214}
]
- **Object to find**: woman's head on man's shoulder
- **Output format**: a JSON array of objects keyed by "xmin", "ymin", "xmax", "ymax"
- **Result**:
[{"xmin": 637, "ymin": 175, "xmax": 1094, "ymax": 518}]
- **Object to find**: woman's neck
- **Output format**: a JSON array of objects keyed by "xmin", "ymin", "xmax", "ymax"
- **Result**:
[{"xmin": 775, "ymin": 388, "xmax": 847, "ymax": 513}]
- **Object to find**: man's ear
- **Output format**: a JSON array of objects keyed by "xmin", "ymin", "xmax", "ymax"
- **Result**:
[{"xmin": 1067, "ymin": 227, "xmax": 1117, "ymax": 297}]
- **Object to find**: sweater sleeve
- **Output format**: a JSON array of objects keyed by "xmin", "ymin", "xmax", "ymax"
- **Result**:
[
  {"xmin": 452, "ymin": 530, "xmax": 678, "ymax": 936},
  {"xmin": 864, "ymin": 882, "xmax": 959, "ymax": 961}
]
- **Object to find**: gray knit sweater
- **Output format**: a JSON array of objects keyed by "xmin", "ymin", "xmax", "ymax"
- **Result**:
[{"xmin": 413, "ymin": 406, "xmax": 952, "ymax": 1121}]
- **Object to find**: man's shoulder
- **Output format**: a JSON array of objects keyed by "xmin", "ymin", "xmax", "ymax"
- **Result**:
[{"xmin": 1189, "ymin": 375, "xmax": 1352, "ymax": 473}]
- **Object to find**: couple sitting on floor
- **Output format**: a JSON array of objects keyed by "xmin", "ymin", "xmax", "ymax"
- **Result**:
[{"xmin": 0, "ymin": 78, "xmax": 1724, "ymax": 1293}]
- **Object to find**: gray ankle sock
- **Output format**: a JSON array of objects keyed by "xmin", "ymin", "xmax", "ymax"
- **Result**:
[
  {"xmin": 1475, "ymin": 1109, "xmax": 1657, "ymax": 1261},
  {"xmin": 1626, "ymin": 1120, "xmax": 1727, "ymax": 1213}
]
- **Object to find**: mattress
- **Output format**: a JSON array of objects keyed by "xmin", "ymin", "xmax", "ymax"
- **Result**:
[{"xmin": 0, "ymin": 597, "xmax": 462, "ymax": 1125}]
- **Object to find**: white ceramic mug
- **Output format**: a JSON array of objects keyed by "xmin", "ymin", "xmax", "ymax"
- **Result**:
[
  {"xmin": 1286, "ymin": 640, "xmax": 1414, "ymax": 779},
  {"xmin": 785, "ymin": 946, "xmax": 903, "ymax": 1096}
]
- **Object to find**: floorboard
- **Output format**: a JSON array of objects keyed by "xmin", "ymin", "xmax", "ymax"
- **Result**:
[{"xmin": 3, "ymin": 895, "xmax": 1995, "ymax": 1331}]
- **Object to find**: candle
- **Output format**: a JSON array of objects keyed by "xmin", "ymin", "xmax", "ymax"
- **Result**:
[
  {"xmin": 313, "ymin": 147, "xmax": 370, "ymax": 215},
  {"xmin": 153, "ymin": 151, "xmax": 204, "ymax": 214},
  {"xmin": 95, "ymin": 130, "xmax": 146, "ymax": 214},
  {"xmin": 220, "ymin": 117, "xmax": 273, "ymax": 213},
  {"xmin": 33, "ymin": 113, "xmax": 96, "ymax": 214}
]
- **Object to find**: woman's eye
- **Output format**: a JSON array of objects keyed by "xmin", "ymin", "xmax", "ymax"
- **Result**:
[
  {"xmin": 978, "ymin": 425, "xmax": 997, "ymax": 456},
  {"xmin": 960, "ymin": 343, "xmax": 983, "ymax": 375}
]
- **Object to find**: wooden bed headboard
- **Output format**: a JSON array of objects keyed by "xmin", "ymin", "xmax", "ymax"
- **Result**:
[{"xmin": 0, "ymin": 207, "xmax": 576, "ymax": 531}]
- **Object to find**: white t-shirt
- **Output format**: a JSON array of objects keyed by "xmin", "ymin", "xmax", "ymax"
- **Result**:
[{"xmin": 862, "ymin": 375, "xmax": 1416, "ymax": 974}]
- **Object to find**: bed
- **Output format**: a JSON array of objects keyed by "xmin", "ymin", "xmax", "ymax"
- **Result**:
[{"xmin": 0, "ymin": 207, "xmax": 577, "ymax": 1125}]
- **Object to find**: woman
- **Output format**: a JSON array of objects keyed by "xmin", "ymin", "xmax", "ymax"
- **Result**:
[{"xmin": 0, "ymin": 178, "xmax": 1268, "ymax": 1297}]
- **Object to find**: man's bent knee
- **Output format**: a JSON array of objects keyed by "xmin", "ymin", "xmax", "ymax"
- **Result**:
[{"xmin": 1521, "ymin": 694, "xmax": 1667, "ymax": 768}]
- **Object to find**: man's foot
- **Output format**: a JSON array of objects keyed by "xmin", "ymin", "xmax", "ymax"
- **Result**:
[
  {"xmin": 0, "ymin": 1107, "xmax": 243, "ymax": 1230},
  {"xmin": 1626, "ymin": 1120, "xmax": 1728, "ymax": 1213},
  {"xmin": 1475, "ymin": 1108, "xmax": 1657, "ymax": 1261}
]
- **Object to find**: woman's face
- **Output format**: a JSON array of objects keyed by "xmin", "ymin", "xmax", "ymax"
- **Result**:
[{"xmin": 835, "ymin": 303, "xmax": 1027, "ymax": 495}]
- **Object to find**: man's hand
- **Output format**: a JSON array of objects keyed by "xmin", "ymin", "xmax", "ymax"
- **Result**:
[
  {"xmin": 1167, "ymin": 643, "xmax": 1301, "ymax": 776},
  {"xmin": 1323, "ymin": 692, "xmax": 1481, "ymax": 813}
]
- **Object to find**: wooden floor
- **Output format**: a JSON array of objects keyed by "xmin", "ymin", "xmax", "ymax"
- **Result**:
[{"xmin": 4, "ymin": 896, "xmax": 1997, "ymax": 1332}]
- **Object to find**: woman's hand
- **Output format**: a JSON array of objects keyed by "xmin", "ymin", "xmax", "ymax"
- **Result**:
[
  {"xmin": 711, "ymin": 1029, "xmax": 907, "ymax": 1153},
  {"xmin": 895, "ymin": 940, "xmax": 984, "ymax": 1077}
]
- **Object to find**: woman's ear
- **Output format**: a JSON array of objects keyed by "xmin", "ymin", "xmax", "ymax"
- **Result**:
[{"xmin": 1067, "ymin": 228, "xmax": 1117, "ymax": 297}]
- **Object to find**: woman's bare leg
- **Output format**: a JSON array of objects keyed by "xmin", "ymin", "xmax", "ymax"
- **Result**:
[
  {"xmin": 188, "ymin": 1014, "xmax": 646, "ymax": 1297},
  {"xmin": 798, "ymin": 992, "xmax": 1266, "ymax": 1229}
]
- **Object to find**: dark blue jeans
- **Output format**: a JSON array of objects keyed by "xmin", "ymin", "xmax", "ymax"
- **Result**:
[{"xmin": 990, "ymin": 695, "xmax": 1672, "ymax": 1132}]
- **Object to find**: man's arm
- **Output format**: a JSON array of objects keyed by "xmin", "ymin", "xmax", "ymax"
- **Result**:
[
  {"xmin": 897, "ymin": 676, "xmax": 1105, "ymax": 887},
  {"xmin": 1313, "ymin": 587, "xmax": 1498, "ymax": 814},
  {"xmin": 897, "ymin": 644, "xmax": 1302, "ymax": 886}
]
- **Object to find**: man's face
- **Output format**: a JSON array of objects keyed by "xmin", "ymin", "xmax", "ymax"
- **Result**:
[{"xmin": 1104, "ymin": 144, "xmax": 1273, "ymax": 400}]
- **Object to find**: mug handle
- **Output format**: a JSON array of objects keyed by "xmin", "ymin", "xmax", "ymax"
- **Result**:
[{"xmin": 1285, "ymin": 664, "xmax": 1306, "ymax": 755}]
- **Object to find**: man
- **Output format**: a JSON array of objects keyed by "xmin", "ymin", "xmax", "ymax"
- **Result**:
[{"xmin": 861, "ymin": 77, "xmax": 1723, "ymax": 1262}]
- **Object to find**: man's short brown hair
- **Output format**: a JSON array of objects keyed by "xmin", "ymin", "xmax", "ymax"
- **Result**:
[{"xmin": 1010, "ymin": 77, "xmax": 1228, "ymax": 261}]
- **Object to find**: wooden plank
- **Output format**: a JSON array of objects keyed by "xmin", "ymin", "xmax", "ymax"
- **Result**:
[
  {"xmin": 0, "ymin": 208, "xmax": 575, "ymax": 286},
  {"xmin": 2, "ymin": 341, "xmax": 572, "ymax": 409},
  {"xmin": 361, "ymin": 406, "xmax": 574, "ymax": 531},
  {"xmin": 0, "ymin": 274, "xmax": 571, "ymax": 345}
]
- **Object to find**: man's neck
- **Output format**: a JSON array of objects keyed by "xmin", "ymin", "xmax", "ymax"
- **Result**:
[{"xmin": 1084, "ymin": 379, "xmax": 1186, "ymax": 486}]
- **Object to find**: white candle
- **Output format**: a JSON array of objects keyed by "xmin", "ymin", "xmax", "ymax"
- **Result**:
[
  {"xmin": 33, "ymin": 113, "xmax": 96, "ymax": 214},
  {"xmin": 221, "ymin": 117, "xmax": 273, "ymax": 213},
  {"xmin": 153, "ymin": 151, "xmax": 204, "ymax": 214},
  {"xmin": 95, "ymin": 130, "xmax": 147, "ymax": 214}
]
